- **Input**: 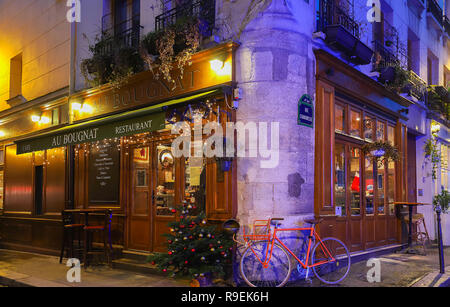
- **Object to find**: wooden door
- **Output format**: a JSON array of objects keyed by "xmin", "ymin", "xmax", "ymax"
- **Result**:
[{"xmin": 127, "ymin": 146, "xmax": 152, "ymax": 251}]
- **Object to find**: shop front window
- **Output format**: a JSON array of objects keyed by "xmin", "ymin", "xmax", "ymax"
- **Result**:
[
  {"xmin": 387, "ymin": 125, "xmax": 395, "ymax": 215},
  {"xmin": 184, "ymin": 156, "xmax": 206, "ymax": 215},
  {"xmin": 156, "ymin": 144, "xmax": 176, "ymax": 216},
  {"xmin": 349, "ymin": 147, "xmax": 361, "ymax": 216},
  {"xmin": 334, "ymin": 143, "xmax": 346, "ymax": 217},
  {"xmin": 365, "ymin": 156, "xmax": 374, "ymax": 215}
]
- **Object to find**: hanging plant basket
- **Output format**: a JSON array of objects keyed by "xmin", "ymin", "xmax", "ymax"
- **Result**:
[{"xmin": 362, "ymin": 140, "xmax": 400, "ymax": 166}]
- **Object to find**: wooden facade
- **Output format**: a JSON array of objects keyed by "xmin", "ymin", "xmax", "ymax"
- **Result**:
[
  {"xmin": 314, "ymin": 50, "xmax": 412, "ymax": 252},
  {"xmin": 0, "ymin": 43, "xmax": 238, "ymax": 255}
]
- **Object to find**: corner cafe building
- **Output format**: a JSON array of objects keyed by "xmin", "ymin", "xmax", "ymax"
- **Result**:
[{"xmin": 0, "ymin": 43, "xmax": 237, "ymax": 254}]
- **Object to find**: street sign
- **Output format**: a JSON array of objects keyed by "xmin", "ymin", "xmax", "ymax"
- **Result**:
[{"xmin": 298, "ymin": 94, "xmax": 314, "ymax": 128}]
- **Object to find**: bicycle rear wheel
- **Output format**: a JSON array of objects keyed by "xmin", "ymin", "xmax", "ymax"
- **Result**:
[
  {"xmin": 240, "ymin": 241, "xmax": 292, "ymax": 287},
  {"xmin": 311, "ymin": 237, "xmax": 350, "ymax": 284}
]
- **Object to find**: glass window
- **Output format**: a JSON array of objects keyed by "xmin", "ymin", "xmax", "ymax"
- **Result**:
[
  {"xmin": 0, "ymin": 170, "xmax": 3, "ymax": 210},
  {"xmin": 184, "ymin": 156, "xmax": 206, "ymax": 215},
  {"xmin": 349, "ymin": 147, "xmax": 361, "ymax": 216},
  {"xmin": 334, "ymin": 143, "xmax": 346, "ymax": 217},
  {"xmin": 387, "ymin": 125, "xmax": 395, "ymax": 215},
  {"xmin": 377, "ymin": 162, "xmax": 385, "ymax": 214},
  {"xmin": 376, "ymin": 121, "xmax": 386, "ymax": 141},
  {"xmin": 441, "ymin": 144, "xmax": 448, "ymax": 190},
  {"xmin": 365, "ymin": 156, "xmax": 374, "ymax": 215},
  {"xmin": 156, "ymin": 144, "xmax": 176, "ymax": 216},
  {"xmin": 364, "ymin": 116, "xmax": 375, "ymax": 141},
  {"xmin": 350, "ymin": 110, "xmax": 361, "ymax": 137},
  {"xmin": 335, "ymin": 105, "xmax": 345, "ymax": 133}
]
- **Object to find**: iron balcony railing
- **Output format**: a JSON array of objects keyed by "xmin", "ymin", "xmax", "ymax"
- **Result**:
[
  {"xmin": 316, "ymin": 0, "xmax": 360, "ymax": 39},
  {"xmin": 444, "ymin": 15, "xmax": 450, "ymax": 36},
  {"xmin": 407, "ymin": 70, "xmax": 427, "ymax": 101},
  {"xmin": 97, "ymin": 14, "xmax": 142, "ymax": 56},
  {"xmin": 155, "ymin": 0, "xmax": 216, "ymax": 36},
  {"xmin": 427, "ymin": 0, "xmax": 444, "ymax": 27},
  {"xmin": 372, "ymin": 39, "xmax": 400, "ymax": 71}
]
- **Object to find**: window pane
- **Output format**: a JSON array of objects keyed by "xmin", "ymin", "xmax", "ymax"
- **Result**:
[
  {"xmin": 349, "ymin": 147, "xmax": 361, "ymax": 216},
  {"xmin": 335, "ymin": 105, "xmax": 345, "ymax": 133},
  {"xmin": 156, "ymin": 144, "xmax": 176, "ymax": 216},
  {"xmin": 184, "ymin": 156, "xmax": 206, "ymax": 215},
  {"xmin": 387, "ymin": 160, "xmax": 395, "ymax": 215},
  {"xmin": 364, "ymin": 116, "xmax": 374, "ymax": 141},
  {"xmin": 387, "ymin": 125, "xmax": 395, "ymax": 145},
  {"xmin": 376, "ymin": 121, "xmax": 386, "ymax": 141},
  {"xmin": 377, "ymin": 162, "xmax": 385, "ymax": 214},
  {"xmin": 350, "ymin": 110, "xmax": 361, "ymax": 137},
  {"xmin": 334, "ymin": 143, "xmax": 346, "ymax": 217},
  {"xmin": 365, "ymin": 156, "xmax": 374, "ymax": 215}
]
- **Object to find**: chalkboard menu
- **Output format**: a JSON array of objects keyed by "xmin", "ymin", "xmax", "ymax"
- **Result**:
[{"xmin": 88, "ymin": 141, "xmax": 120, "ymax": 204}]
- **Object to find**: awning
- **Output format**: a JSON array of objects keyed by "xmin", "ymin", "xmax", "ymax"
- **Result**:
[{"xmin": 15, "ymin": 90, "xmax": 219, "ymax": 155}]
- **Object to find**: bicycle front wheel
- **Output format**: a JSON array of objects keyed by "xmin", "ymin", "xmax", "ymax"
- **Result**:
[
  {"xmin": 240, "ymin": 241, "xmax": 292, "ymax": 287},
  {"xmin": 311, "ymin": 237, "xmax": 351, "ymax": 284}
]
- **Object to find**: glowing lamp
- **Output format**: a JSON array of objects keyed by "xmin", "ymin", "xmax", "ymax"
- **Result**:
[
  {"xmin": 210, "ymin": 59, "xmax": 231, "ymax": 76},
  {"xmin": 71, "ymin": 102, "xmax": 82, "ymax": 111},
  {"xmin": 31, "ymin": 115, "xmax": 41, "ymax": 122},
  {"xmin": 39, "ymin": 116, "xmax": 50, "ymax": 124},
  {"xmin": 81, "ymin": 103, "xmax": 93, "ymax": 113},
  {"xmin": 431, "ymin": 122, "xmax": 440, "ymax": 134},
  {"xmin": 0, "ymin": 131, "xmax": 5, "ymax": 137}
]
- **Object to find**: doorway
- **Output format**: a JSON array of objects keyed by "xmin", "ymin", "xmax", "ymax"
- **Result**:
[{"xmin": 127, "ymin": 140, "xmax": 177, "ymax": 252}]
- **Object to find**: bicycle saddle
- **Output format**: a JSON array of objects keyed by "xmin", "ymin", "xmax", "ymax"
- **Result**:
[{"xmin": 304, "ymin": 218, "xmax": 323, "ymax": 225}]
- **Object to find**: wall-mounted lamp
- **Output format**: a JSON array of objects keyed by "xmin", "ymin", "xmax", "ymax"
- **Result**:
[
  {"xmin": 31, "ymin": 114, "xmax": 50, "ymax": 124},
  {"xmin": 210, "ymin": 58, "xmax": 231, "ymax": 77},
  {"xmin": 72, "ymin": 102, "xmax": 93, "ymax": 114},
  {"xmin": 431, "ymin": 122, "xmax": 441, "ymax": 134},
  {"xmin": 0, "ymin": 131, "xmax": 5, "ymax": 138}
]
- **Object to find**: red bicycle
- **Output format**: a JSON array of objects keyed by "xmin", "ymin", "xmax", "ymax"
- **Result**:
[{"xmin": 235, "ymin": 218, "xmax": 351, "ymax": 287}]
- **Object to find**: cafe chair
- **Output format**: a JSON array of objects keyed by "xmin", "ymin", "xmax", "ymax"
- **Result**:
[
  {"xmin": 404, "ymin": 213, "xmax": 431, "ymax": 248},
  {"xmin": 60, "ymin": 210, "xmax": 84, "ymax": 264},
  {"xmin": 83, "ymin": 209, "xmax": 113, "ymax": 269}
]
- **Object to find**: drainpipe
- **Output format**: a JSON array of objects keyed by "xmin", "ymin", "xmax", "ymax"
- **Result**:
[{"xmin": 66, "ymin": 11, "xmax": 78, "ymax": 210}]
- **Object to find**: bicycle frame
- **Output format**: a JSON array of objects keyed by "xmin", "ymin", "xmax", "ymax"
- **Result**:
[{"xmin": 249, "ymin": 226, "xmax": 336, "ymax": 269}]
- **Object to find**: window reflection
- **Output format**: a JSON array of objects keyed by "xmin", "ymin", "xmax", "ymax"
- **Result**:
[
  {"xmin": 377, "ymin": 161, "xmax": 385, "ymax": 214},
  {"xmin": 334, "ymin": 143, "xmax": 346, "ymax": 217},
  {"xmin": 377, "ymin": 121, "xmax": 386, "ymax": 141},
  {"xmin": 349, "ymin": 148, "xmax": 361, "ymax": 216}
]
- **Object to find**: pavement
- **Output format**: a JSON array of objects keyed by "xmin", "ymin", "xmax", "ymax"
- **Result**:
[
  {"xmin": 0, "ymin": 249, "xmax": 190, "ymax": 287},
  {"xmin": 0, "ymin": 246, "xmax": 449, "ymax": 287},
  {"xmin": 291, "ymin": 244, "xmax": 450, "ymax": 287}
]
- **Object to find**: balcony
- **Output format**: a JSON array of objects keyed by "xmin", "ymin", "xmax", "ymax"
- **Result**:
[
  {"xmin": 426, "ymin": 86, "xmax": 450, "ymax": 122},
  {"xmin": 427, "ymin": 0, "xmax": 444, "ymax": 29},
  {"xmin": 444, "ymin": 15, "xmax": 450, "ymax": 36},
  {"xmin": 405, "ymin": 71, "xmax": 427, "ymax": 101},
  {"xmin": 155, "ymin": 0, "xmax": 216, "ymax": 37},
  {"xmin": 97, "ymin": 14, "xmax": 142, "ymax": 56},
  {"xmin": 372, "ymin": 40, "xmax": 400, "ymax": 72},
  {"xmin": 316, "ymin": 0, "xmax": 373, "ymax": 65}
]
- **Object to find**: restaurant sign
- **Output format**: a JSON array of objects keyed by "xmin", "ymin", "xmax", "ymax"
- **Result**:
[{"xmin": 15, "ymin": 112, "xmax": 165, "ymax": 155}]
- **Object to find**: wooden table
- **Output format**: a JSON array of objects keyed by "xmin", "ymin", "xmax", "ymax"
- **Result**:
[{"xmin": 394, "ymin": 202, "xmax": 431, "ymax": 252}]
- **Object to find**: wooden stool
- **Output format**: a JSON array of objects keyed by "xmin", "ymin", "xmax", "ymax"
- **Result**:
[
  {"xmin": 83, "ymin": 210, "xmax": 112, "ymax": 269},
  {"xmin": 59, "ymin": 210, "xmax": 84, "ymax": 264},
  {"xmin": 404, "ymin": 213, "xmax": 431, "ymax": 248}
]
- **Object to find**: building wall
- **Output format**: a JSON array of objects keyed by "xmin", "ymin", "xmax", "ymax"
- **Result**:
[{"xmin": 0, "ymin": 0, "xmax": 71, "ymax": 110}]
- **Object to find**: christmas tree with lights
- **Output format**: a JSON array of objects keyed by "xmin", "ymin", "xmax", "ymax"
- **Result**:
[{"xmin": 148, "ymin": 200, "xmax": 233, "ymax": 278}]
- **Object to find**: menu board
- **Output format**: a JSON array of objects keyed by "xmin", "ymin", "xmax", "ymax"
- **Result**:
[{"xmin": 88, "ymin": 141, "xmax": 120, "ymax": 204}]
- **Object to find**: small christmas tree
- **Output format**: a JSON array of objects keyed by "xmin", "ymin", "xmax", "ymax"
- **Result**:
[{"xmin": 148, "ymin": 200, "xmax": 233, "ymax": 278}]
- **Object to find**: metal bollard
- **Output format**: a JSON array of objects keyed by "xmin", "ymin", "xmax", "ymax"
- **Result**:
[{"xmin": 436, "ymin": 206, "xmax": 445, "ymax": 274}]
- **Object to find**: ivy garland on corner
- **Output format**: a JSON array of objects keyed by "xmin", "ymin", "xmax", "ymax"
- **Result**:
[{"xmin": 362, "ymin": 140, "xmax": 400, "ymax": 167}]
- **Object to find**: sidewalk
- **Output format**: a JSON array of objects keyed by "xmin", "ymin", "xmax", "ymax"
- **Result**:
[
  {"xmin": 0, "ymin": 249, "xmax": 190, "ymax": 287},
  {"xmin": 0, "ymin": 247, "xmax": 449, "ymax": 287},
  {"xmin": 291, "ymin": 245, "xmax": 450, "ymax": 287}
]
